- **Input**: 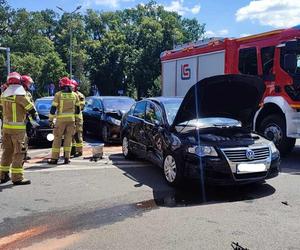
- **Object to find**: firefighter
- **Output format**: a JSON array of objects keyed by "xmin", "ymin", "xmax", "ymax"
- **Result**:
[
  {"xmin": 0, "ymin": 72, "xmax": 39, "ymax": 185},
  {"xmin": 48, "ymin": 77, "xmax": 82, "ymax": 165},
  {"xmin": 70, "ymin": 79, "xmax": 85, "ymax": 157}
]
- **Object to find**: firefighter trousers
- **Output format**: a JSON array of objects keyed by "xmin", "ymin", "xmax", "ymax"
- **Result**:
[
  {"xmin": 51, "ymin": 121, "xmax": 75, "ymax": 160},
  {"xmin": 0, "ymin": 131, "xmax": 27, "ymax": 182},
  {"xmin": 72, "ymin": 131, "xmax": 83, "ymax": 153}
]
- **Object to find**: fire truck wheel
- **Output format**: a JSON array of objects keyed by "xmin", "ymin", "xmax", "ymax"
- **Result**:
[{"xmin": 259, "ymin": 114, "xmax": 296, "ymax": 156}]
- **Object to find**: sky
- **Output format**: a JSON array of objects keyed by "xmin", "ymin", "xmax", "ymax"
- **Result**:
[{"xmin": 7, "ymin": 0, "xmax": 300, "ymax": 38}]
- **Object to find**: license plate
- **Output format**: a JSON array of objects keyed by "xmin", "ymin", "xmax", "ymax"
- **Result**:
[{"xmin": 237, "ymin": 163, "xmax": 266, "ymax": 173}]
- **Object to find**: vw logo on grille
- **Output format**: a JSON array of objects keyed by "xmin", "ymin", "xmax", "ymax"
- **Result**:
[{"xmin": 246, "ymin": 149, "xmax": 255, "ymax": 160}]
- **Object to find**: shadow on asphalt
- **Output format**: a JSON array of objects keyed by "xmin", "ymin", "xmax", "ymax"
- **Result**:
[
  {"xmin": 280, "ymin": 144, "xmax": 300, "ymax": 175},
  {"xmin": 0, "ymin": 184, "xmax": 14, "ymax": 192},
  {"xmin": 108, "ymin": 153, "xmax": 276, "ymax": 208}
]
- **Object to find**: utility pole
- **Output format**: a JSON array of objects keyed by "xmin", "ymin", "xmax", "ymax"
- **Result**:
[
  {"xmin": 0, "ymin": 47, "xmax": 11, "ymax": 75},
  {"xmin": 56, "ymin": 5, "xmax": 82, "ymax": 79}
]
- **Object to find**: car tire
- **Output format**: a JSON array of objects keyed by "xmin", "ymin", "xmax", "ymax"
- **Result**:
[
  {"xmin": 259, "ymin": 114, "xmax": 295, "ymax": 156},
  {"xmin": 101, "ymin": 125, "xmax": 109, "ymax": 143},
  {"xmin": 122, "ymin": 136, "xmax": 134, "ymax": 159},
  {"xmin": 163, "ymin": 153, "xmax": 183, "ymax": 186}
]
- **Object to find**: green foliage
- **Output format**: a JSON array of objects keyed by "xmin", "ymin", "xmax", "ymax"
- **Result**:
[
  {"xmin": 39, "ymin": 52, "xmax": 67, "ymax": 96},
  {"xmin": 0, "ymin": 0, "xmax": 205, "ymax": 99}
]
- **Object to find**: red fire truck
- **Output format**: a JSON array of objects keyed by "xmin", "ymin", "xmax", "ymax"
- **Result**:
[{"xmin": 160, "ymin": 25, "xmax": 300, "ymax": 155}]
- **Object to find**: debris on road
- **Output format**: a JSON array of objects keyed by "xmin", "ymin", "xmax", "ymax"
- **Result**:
[{"xmin": 231, "ymin": 242, "xmax": 249, "ymax": 250}]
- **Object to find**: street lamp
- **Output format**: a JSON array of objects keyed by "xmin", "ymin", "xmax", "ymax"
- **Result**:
[
  {"xmin": 56, "ymin": 5, "xmax": 82, "ymax": 79},
  {"xmin": 0, "ymin": 46, "xmax": 10, "ymax": 75}
]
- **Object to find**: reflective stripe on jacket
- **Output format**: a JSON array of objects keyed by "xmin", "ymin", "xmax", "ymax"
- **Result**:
[
  {"xmin": 0, "ymin": 94, "xmax": 36, "ymax": 133},
  {"xmin": 49, "ymin": 91, "xmax": 81, "ymax": 123}
]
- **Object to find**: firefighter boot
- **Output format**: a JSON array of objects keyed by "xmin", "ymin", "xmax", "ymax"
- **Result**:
[
  {"xmin": 64, "ymin": 158, "xmax": 71, "ymax": 164},
  {"xmin": 71, "ymin": 145, "xmax": 76, "ymax": 157},
  {"xmin": 13, "ymin": 179, "xmax": 31, "ymax": 185},
  {"xmin": 0, "ymin": 173, "xmax": 10, "ymax": 184},
  {"xmin": 48, "ymin": 159, "xmax": 58, "ymax": 165}
]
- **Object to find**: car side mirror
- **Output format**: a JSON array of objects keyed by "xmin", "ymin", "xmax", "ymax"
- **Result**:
[{"xmin": 284, "ymin": 54, "xmax": 297, "ymax": 73}]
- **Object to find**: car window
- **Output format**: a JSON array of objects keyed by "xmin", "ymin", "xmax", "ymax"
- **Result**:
[
  {"xmin": 163, "ymin": 99, "xmax": 183, "ymax": 125},
  {"xmin": 145, "ymin": 102, "xmax": 162, "ymax": 124},
  {"xmin": 133, "ymin": 101, "xmax": 146, "ymax": 119},
  {"xmin": 93, "ymin": 100, "xmax": 103, "ymax": 111},
  {"xmin": 102, "ymin": 98, "xmax": 135, "ymax": 112},
  {"xmin": 35, "ymin": 99, "xmax": 53, "ymax": 113},
  {"xmin": 239, "ymin": 47, "xmax": 258, "ymax": 75},
  {"xmin": 261, "ymin": 46, "xmax": 275, "ymax": 75}
]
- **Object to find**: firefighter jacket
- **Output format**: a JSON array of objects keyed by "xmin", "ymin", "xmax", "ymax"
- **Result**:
[
  {"xmin": 76, "ymin": 91, "xmax": 85, "ymax": 111},
  {"xmin": 49, "ymin": 90, "xmax": 82, "ymax": 126},
  {"xmin": 0, "ymin": 85, "xmax": 37, "ymax": 134}
]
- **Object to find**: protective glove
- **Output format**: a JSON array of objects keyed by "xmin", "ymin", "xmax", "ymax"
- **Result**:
[
  {"xmin": 29, "ymin": 116, "xmax": 40, "ymax": 128},
  {"xmin": 30, "ymin": 120, "xmax": 40, "ymax": 128}
]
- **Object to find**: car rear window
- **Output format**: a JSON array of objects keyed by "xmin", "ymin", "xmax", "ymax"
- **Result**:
[
  {"xmin": 103, "ymin": 98, "xmax": 135, "ymax": 112},
  {"xmin": 35, "ymin": 99, "xmax": 53, "ymax": 113}
]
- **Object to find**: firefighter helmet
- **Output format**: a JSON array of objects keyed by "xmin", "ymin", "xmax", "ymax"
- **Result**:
[
  {"xmin": 7, "ymin": 72, "xmax": 22, "ymax": 85},
  {"xmin": 59, "ymin": 77, "xmax": 72, "ymax": 87},
  {"xmin": 70, "ymin": 79, "xmax": 79, "ymax": 91},
  {"xmin": 21, "ymin": 75, "xmax": 34, "ymax": 90}
]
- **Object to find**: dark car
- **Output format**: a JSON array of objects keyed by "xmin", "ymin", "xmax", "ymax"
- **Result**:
[
  {"xmin": 121, "ymin": 75, "xmax": 280, "ymax": 186},
  {"xmin": 27, "ymin": 96, "xmax": 53, "ymax": 143},
  {"xmin": 83, "ymin": 96, "xmax": 135, "ymax": 143}
]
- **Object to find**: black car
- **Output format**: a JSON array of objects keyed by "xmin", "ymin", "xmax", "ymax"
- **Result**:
[
  {"xmin": 27, "ymin": 96, "xmax": 54, "ymax": 143},
  {"xmin": 121, "ymin": 75, "xmax": 280, "ymax": 186},
  {"xmin": 83, "ymin": 96, "xmax": 135, "ymax": 143}
]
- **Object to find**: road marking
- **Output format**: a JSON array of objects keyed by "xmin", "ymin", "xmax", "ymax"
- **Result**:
[{"xmin": 0, "ymin": 226, "xmax": 48, "ymax": 249}]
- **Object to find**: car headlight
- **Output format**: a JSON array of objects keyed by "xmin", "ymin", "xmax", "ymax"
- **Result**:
[
  {"xmin": 187, "ymin": 146, "xmax": 218, "ymax": 157},
  {"xmin": 269, "ymin": 142, "xmax": 280, "ymax": 157},
  {"xmin": 107, "ymin": 116, "xmax": 121, "ymax": 126}
]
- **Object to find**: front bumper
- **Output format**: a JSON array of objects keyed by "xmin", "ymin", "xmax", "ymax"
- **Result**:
[
  {"xmin": 28, "ymin": 128, "xmax": 53, "ymax": 141},
  {"xmin": 184, "ymin": 154, "xmax": 280, "ymax": 185},
  {"xmin": 106, "ymin": 124, "xmax": 121, "ymax": 141}
]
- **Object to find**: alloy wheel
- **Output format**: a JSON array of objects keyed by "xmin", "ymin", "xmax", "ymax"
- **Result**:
[
  {"xmin": 122, "ymin": 137, "xmax": 129, "ymax": 157},
  {"xmin": 164, "ymin": 155, "xmax": 177, "ymax": 183}
]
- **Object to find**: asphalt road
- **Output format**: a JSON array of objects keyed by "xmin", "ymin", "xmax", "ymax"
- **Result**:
[{"xmin": 0, "ymin": 140, "xmax": 300, "ymax": 250}]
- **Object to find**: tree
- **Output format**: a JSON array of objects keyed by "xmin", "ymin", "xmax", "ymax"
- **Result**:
[
  {"xmin": 0, "ymin": 1, "xmax": 205, "ymax": 99},
  {"xmin": 39, "ymin": 52, "xmax": 67, "ymax": 96}
]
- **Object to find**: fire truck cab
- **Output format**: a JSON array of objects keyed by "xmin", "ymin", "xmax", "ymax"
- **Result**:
[{"xmin": 160, "ymin": 25, "xmax": 300, "ymax": 155}]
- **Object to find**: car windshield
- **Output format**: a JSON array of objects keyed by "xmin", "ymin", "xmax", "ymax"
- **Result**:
[
  {"xmin": 178, "ymin": 117, "xmax": 241, "ymax": 128},
  {"xmin": 102, "ymin": 98, "xmax": 135, "ymax": 112},
  {"xmin": 35, "ymin": 99, "xmax": 53, "ymax": 114},
  {"xmin": 163, "ymin": 98, "xmax": 183, "ymax": 124}
]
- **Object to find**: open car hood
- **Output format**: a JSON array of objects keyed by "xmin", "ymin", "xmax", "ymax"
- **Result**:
[{"xmin": 172, "ymin": 74, "xmax": 265, "ymax": 127}]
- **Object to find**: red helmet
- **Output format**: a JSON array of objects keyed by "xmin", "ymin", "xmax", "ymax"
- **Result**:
[
  {"xmin": 70, "ymin": 79, "xmax": 79, "ymax": 91},
  {"xmin": 21, "ymin": 75, "xmax": 34, "ymax": 90},
  {"xmin": 7, "ymin": 72, "xmax": 21, "ymax": 85},
  {"xmin": 59, "ymin": 77, "xmax": 72, "ymax": 87}
]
